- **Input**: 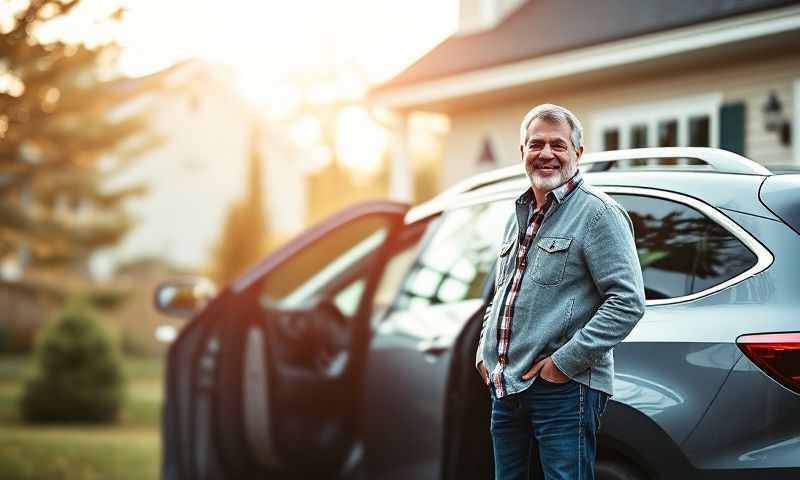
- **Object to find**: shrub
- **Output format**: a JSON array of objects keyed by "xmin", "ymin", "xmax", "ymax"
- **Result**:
[{"xmin": 20, "ymin": 298, "xmax": 126, "ymax": 423}]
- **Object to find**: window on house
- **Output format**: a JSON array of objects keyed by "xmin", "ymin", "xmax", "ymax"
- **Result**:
[
  {"xmin": 631, "ymin": 124, "xmax": 648, "ymax": 148},
  {"xmin": 630, "ymin": 124, "xmax": 649, "ymax": 166},
  {"xmin": 657, "ymin": 120, "xmax": 679, "ymax": 165},
  {"xmin": 688, "ymin": 115, "xmax": 711, "ymax": 165},
  {"xmin": 658, "ymin": 120, "xmax": 678, "ymax": 147},
  {"xmin": 689, "ymin": 116, "xmax": 710, "ymax": 147},
  {"xmin": 603, "ymin": 128, "xmax": 620, "ymax": 151},
  {"xmin": 592, "ymin": 95, "xmax": 720, "ymax": 164}
]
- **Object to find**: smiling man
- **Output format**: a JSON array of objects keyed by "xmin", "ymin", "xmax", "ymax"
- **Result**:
[{"xmin": 475, "ymin": 104, "xmax": 646, "ymax": 480}]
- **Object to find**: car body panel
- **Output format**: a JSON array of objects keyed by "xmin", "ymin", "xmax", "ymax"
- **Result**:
[
  {"xmin": 361, "ymin": 299, "xmax": 484, "ymax": 479},
  {"xmin": 611, "ymin": 338, "xmax": 741, "ymax": 446},
  {"xmin": 759, "ymin": 173, "xmax": 800, "ymax": 234},
  {"xmin": 162, "ymin": 292, "xmax": 231, "ymax": 479},
  {"xmin": 682, "ymin": 354, "xmax": 800, "ymax": 471}
]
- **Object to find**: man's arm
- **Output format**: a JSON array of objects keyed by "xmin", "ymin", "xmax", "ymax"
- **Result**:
[
  {"xmin": 551, "ymin": 204, "xmax": 646, "ymax": 379},
  {"xmin": 475, "ymin": 297, "xmax": 492, "ymax": 371},
  {"xmin": 476, "ymin": 213, "xmax": 515, "ymax": 372}
]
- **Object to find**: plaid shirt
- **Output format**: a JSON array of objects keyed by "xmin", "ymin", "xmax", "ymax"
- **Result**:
[{"xmin": 490, "ymin": 172, "xmax": 583, "ymax": 397}]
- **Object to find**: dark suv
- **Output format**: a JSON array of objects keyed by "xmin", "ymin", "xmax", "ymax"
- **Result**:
[{"xmin": 155, "ymin": 147, "xmax": 800, "ymax": 480}]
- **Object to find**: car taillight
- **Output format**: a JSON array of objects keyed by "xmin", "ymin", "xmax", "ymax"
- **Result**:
[{"xmin": 736, "ymin": 332, "xmax": 800, "ymax": 395}]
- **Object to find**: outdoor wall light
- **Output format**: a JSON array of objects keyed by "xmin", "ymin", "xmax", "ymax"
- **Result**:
[{"xmin": 762, "ymin": 91, "xmax": 791, "ymax": 146}]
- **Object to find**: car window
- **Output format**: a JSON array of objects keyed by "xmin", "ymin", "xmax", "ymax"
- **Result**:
[
  {"xmin": 611, "ymin": 194, "xmax": 758, "ymax": 300},
  {"xmin": 328, "ymin": 220, "xmax": 430, "ymax": 325},
  {"xmin": 261, "ymin": 215, "xmax": 390, "ymax": 309},
  {"xmin": 392, "ymin": 201, "xmax": 513, "ymax": 310},
  {"xmin": 333, "ymin": 279, "xmax": 366, "ymax": 317}
]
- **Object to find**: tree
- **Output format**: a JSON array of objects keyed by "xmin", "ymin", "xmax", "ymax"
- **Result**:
[
  {"xmin": 0, "ymin": 0, "xmax": 164, "ymax": 275},
  {"xmin": 20, "ymin": 297, "xmax": 125, "ymax": 422},
  {"xmin": 211, "ymin": 127, "xmax": 269, "ymax": 286}
]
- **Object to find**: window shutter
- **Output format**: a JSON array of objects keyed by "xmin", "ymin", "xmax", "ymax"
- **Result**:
[{"xmin": 719, "ymin": 102, "xmax": 746, "ymax": 155}]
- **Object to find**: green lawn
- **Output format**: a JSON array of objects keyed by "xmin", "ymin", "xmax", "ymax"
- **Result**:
[{"xmin": 0, "ymin": 355, "xmax": 164, "ymax": 480}]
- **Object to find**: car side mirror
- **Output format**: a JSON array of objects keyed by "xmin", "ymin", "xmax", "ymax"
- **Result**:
[{"xmin": 153, "ymin": 277, "xmax": 217, "ymax": 319}]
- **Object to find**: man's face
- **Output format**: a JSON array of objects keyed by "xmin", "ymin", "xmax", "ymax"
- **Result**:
[{"xmin": 520, "ymin": 117, "xmax": 583, "ymax": 192}]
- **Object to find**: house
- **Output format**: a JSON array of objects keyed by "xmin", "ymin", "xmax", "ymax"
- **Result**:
[
  {"xmin": 369, "ymin": 0, "xmax": 800, "ymax": 190},
  {"xmin": 92, "ymin": 61, "xmax": 309, "ymax": 277}
]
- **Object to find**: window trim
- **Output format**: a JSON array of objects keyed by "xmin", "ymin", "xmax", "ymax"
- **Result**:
[{"xmin": 446, "ymin": 185, "xmax": 774, "ymax": 306}]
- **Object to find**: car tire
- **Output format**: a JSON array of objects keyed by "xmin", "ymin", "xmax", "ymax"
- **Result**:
[{"xmin": 596, "ymin": 458, "xmax": 647, "ymax": 480}]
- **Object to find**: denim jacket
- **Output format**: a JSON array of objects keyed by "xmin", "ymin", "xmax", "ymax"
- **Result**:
[{"xmin": 475, "ymin": 181, "xmax": 646, "ymax": 397}]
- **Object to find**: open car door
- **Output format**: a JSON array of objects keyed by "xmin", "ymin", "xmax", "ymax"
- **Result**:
[{"xmin": 163, "ymin": 201, "xmax": 413, "ymax": 479}]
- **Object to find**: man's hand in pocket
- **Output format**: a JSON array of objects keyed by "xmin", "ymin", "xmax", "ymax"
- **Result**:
[
  {"xmin": 478, "ymin": 361, "xmax": 489, "ymax": 386},
  {"xmin": 521, "ymin": 356, "xmax": 570, "ymax": 383}
]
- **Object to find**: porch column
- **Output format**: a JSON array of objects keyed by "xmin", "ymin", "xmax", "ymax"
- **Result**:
[{"xmin": 388, "ymin": 113, "xmax": 413, "ymax": 202}]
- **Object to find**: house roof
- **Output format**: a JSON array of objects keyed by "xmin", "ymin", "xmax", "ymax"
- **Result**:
[{"xmin": 372, "ymin": 0, "xmax": 796, "ymax": 93}]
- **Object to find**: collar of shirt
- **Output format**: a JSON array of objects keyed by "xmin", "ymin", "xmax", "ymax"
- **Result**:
[{"xmin": 516, "ymin": 169, "xmax": 584, "ymax": 211}]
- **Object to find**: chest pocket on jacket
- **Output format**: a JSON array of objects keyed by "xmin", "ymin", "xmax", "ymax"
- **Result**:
[
  {"xmin": 495, "ymin": 239, "xmax": 516, "ymax": 288},
  {"xmin": 532, "ymin": 237, "xmax": 572, "ymax": 286}
]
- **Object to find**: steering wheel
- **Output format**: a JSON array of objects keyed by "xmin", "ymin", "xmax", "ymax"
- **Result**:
[{"xmin": 268, "ymin": 295, "xmax": 351, "ymax": 375}]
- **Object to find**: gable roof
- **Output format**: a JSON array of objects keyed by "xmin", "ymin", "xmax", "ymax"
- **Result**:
[{"xmin": 373, "ymin": 0, "xmax": 796, "ymax": 93}]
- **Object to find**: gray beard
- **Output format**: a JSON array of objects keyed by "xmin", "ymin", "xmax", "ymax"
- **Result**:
[{"xmin": 529, "ymin": 162, "xmax": 577, "ymax": 192}]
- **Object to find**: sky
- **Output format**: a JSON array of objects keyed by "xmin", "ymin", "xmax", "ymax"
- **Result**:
[{"xmin": 115, "ymin": 0, "xmax": 459, "ymax": 106}]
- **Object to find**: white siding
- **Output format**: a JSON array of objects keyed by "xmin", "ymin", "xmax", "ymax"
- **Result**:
[
  {"xmin": 93, "ymin": 85, "xmax": 307, "ymax": 276},
  {"xmin": 442, "ymin": 54, "xmax": 800, "ymax": 187}
]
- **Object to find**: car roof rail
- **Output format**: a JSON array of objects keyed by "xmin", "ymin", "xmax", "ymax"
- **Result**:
[
  {"xmin": 405, "ymin": 147, "xmax": 771, "ymax": 224},
  {"xmin": 405, "ymin": 165, "xmax": 523, "ymax": 223},
  {"xmin": 581, "ymin": 147, "xmax": 772, "ymax": 175}
]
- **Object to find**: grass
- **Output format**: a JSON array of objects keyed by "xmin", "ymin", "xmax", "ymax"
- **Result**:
[
  {"xmin": 0, "ymin": 354, "xmax": 164, "ymax": 480},
  {"xmin": 0, "ymin": 427, "xmax": 160, "ymax": 480}
]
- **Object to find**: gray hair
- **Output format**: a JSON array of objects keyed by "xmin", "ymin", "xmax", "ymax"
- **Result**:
[{"xmin": 519, "ymin": 104, "xmax": 583, "ymax": 150}]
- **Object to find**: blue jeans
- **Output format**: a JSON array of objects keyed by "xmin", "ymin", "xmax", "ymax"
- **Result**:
[{"xmin": 489, "ymin": 378, "xmax": 609, "ymax": 480}]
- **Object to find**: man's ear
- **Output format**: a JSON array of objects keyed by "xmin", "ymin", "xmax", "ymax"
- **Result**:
[
  {"xmin": 519, "ymin": 144, "xmax": 524, "ymax": 160},
  {"xmin": 575, "ymin": 145, "xmax": 584, "ymax": 160}
]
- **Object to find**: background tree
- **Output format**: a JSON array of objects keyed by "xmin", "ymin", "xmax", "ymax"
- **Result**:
[
  {"xmin": 210, "ymin": 127, "xmax": 269, "ymax": 286},
  {"xmin": 20, "ymin": 296, "xmax": 125, "ymax": 422},
  {"xmin": 0, "ymin": 0, "xmax": 164, "ymax": 276}
]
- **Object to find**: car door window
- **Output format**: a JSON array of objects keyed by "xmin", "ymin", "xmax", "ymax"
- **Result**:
[
  {"xmin": 260, "ymin": 215, "xmax": 390, "ymax": 312},
  {"xmin": 611, "ymin": 194, "xmax": 758, "ymax": 300},
  {"xmin": 393, "ymin": 201, "xmax": 513, "ymax": 310},
  {"xmin": 333, "ymin": 279, "xmax": 366, "ymax": 317}
]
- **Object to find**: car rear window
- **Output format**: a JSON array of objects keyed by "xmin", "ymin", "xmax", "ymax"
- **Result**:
[{"xmin": 611, "ymin": 194, "xmax": 758, "ymax": 300}]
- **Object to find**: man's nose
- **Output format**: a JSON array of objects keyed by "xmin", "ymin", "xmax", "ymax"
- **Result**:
[{"xmin": 540, "ymin": 143, "xmax": 554, "ymax": 158}]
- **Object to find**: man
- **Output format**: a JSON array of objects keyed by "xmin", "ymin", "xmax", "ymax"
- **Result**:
[{"xmin": 475, "ymin": 104, "xmax": 646, "ymax": 480}]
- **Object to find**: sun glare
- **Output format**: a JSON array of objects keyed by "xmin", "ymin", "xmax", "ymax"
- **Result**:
[
  {"xmin": 116, "ymin": 0, "xmax": 457, "ymax": 97},
  {"xmin": 111, "ymin": 0, "xmax": 458, "ymax": 172},
  {"xmin": 336, "ymin": 107, "xmax": 387, "ymax": 176}
]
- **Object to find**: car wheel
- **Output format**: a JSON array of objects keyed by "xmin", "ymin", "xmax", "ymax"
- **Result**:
[{"xmin": 596, "ymin": 458, "xmax": 647, "ymax": 480}]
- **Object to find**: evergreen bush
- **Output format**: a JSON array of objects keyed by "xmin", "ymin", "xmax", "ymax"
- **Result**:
[{"xmin": 20, "ymin": 298, "xmax": 126, "ymax": 423}]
